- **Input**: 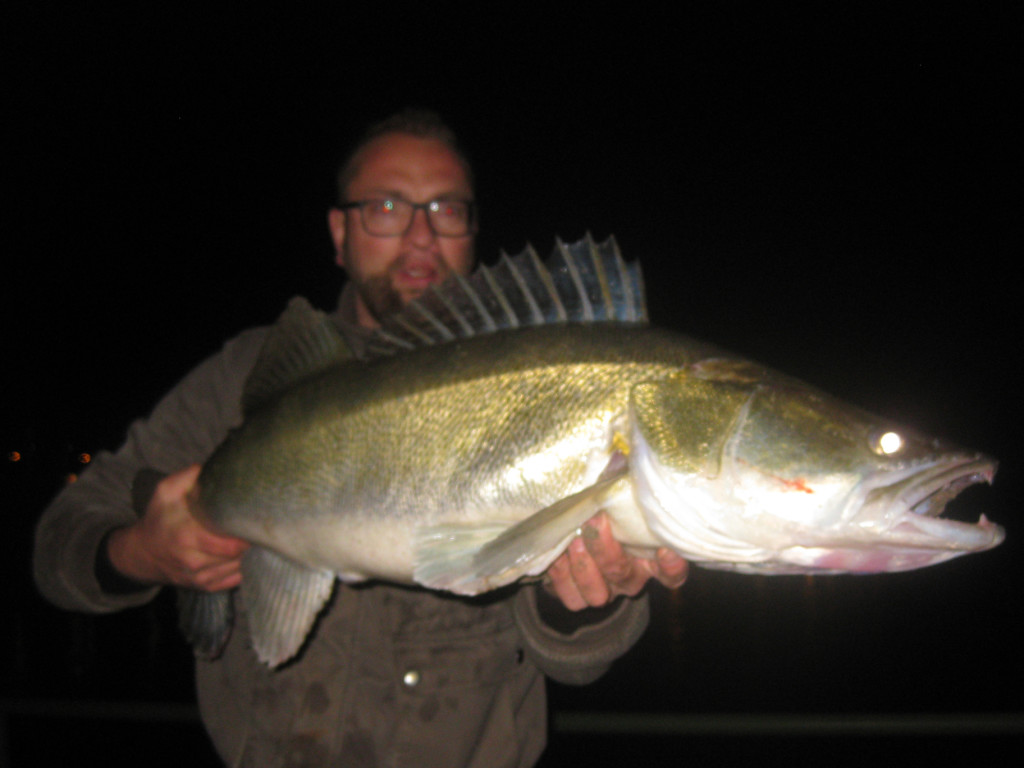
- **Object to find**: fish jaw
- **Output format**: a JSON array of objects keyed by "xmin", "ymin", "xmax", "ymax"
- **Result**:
[
  {"xmin": 628, "ymin": 396, "xmax": 1004, "ymax": 574},
  {"xmin": 780, "ymin": 454, "xmax": 1005, "ymax": 573},
  {"xmin": 769, "ymin": 517, "xmax": 1005, "ymax": 573},
  {"xmin": 728, "ymin": 453, "xmax": 1004, "ymax": 574}
]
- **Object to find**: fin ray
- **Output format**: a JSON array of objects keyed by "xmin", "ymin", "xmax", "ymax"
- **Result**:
[
  {"xmin": 414, "ymin": 470, "xmax": 631, "ymax": 595},
  {"xmin": 240, "ymin": 546, "xmax": 336, "ymax": 668},
  {"xmin": 368, "ymin": 235, "xmax": 647, "ymax": 357},
  {"xmin": 243, "ymin": 298, "xmax": 352, "ymax": 412},
  {"xmin": 177, "ymin": 588, "xmax": 233, "ymax": 660}
]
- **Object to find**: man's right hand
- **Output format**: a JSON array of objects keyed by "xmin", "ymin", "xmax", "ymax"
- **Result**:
[{"xmin": 106, "ymin": 464, "xmax": 249, "ymax": 591}]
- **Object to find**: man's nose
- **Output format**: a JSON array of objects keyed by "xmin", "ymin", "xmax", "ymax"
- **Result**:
[{"xmin": 404, "ymin": 207, "xmax": 437, "ymax": 245}]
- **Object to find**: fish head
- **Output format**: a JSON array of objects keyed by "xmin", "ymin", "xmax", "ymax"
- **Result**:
[{"xmin": 628, "ymin": 361, "xmax": 1003, "ymax": 574}]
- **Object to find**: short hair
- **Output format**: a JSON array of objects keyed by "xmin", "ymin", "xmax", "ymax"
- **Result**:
[{"xmin": 335, "ymin": 108, "xmax": 474, "ymax": 203}]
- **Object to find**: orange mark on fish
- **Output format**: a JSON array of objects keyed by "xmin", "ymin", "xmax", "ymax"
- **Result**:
[{"xmin": 778, "ymin": 476, "xmax": 815, "ymax": 494}]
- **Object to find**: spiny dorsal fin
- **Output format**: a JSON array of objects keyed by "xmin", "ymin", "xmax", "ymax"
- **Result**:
[
  {"xmin": 242, "ymin": 297, "xmax": 353, "ymax": 413},
  {"xmin": 367, "ymin": 234, "xmax": 646, "ymax": 356}
]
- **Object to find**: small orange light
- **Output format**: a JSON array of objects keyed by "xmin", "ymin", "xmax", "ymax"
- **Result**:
[
  {"xmin": 7, "ymin": 451, "xmax": 21, "ymax": 462},
  {"xmin": 78, "ymin": 453, "xmax": 92, "ymax": 464}
]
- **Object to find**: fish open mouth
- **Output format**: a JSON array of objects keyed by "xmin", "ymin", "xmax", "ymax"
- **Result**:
[
  {"xmin": 879, "ymin": 454, "xmax": 1004, "ymax": 552},
  {"xmin": 903, "ymin": 455, "xmax": 998, "ymax": 519}
]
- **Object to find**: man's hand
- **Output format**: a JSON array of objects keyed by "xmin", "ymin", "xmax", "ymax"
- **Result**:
[
  {"xmin": 106, "ymin": 464, "xmax": 249, "ymax": 591},
  {"xmin": 544, "ymin": 511, "xmax": 688, "ymax": 611}
]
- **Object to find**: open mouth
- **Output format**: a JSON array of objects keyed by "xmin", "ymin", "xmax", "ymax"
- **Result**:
[
  {"xmin": 902, "ymin": 455, "xmax": 998, "ymax": 518},
  {"xmin": 880, "ymin": 454, "xmax": 1004, "ymax": 552}
]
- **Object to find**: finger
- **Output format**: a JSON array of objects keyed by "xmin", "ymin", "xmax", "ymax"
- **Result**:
[
  {"xmin": 192, "ymin": 558, "xmax": 244, "ymax": 592},
  {"xmin": 172, "ymin": 548, "xmax": 243, "ymax": 589},
  {"xmin": 194, "ymin": 529, "xmax": 250, "ymax": 558},
  {"xmin": 581, "ymin": 514, "xmax": 631, "ymax": 580},
  {"xmin": 545, "ymin": 551, "xmax": 588, "ymax": 611},
  {"xmin": 567, "ymin": 536, "xmax": 611, "ymax": 607},
  {"xmin": 155, "ymin": 464, "xmax": 201, "ymax": 504},
  {"xmin": 582, "ymin": 514, "xmax": 650, "ymax": 597},
  {"xmin": 654, "ymin": 547, "xmax": 689, "ymax": 588}
]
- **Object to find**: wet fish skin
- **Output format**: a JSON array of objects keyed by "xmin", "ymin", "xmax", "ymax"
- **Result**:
[
  {"xmin": 184, "ymin": 236, "xmax": 1002, "ymax": 666},
  {"xmin": 198, "ymin": 323, "xmax": 700, "ymax": 583}
]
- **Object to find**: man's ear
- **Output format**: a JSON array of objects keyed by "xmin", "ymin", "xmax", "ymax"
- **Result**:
[{"xmin": 327, "ymin": 208, "xmax": 347, "ymax": 268}]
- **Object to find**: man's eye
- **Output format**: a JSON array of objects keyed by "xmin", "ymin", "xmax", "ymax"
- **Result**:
[
  {"xmin": 369, "ymin": 199, "xmax": 398, "ymax": 215},
  {"xmin": 432, "ymin": 201, "xmax": 465, "ymax": 218}
]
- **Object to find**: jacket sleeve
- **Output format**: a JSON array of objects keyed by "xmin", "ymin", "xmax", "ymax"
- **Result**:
[
  {"xmin": 32, "ymin": 328, "xmax": 267, "ymax": 613},
  {"xmin": 512, "ymin": 585, "xmax": 650, "ymax": 685}
]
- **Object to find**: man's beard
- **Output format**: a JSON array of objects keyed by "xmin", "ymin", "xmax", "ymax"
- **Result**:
[{"xmin": 356, "ymin": 273, "xmax": 407, "ymax": 325}]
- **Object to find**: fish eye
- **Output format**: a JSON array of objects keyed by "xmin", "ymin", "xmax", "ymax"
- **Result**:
[{"xmin": 870, "ymin": 430, "xmax": 904, "ymax": 456}]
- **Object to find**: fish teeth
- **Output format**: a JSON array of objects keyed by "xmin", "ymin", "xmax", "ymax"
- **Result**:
[{"xmin": 901, "ymin": 456, "xmax": 995, "ymax": 518}]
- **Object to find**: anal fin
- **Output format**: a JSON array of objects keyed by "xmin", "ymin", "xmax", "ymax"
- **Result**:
[{"xmin": 240, "ymin": 546, "xmax": 336, "ymax": 668}]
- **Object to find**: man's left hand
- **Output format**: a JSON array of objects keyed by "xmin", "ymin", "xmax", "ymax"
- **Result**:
[{"xmin": 544, "ymin": 512, "xmax": 689, "ymax": 611}]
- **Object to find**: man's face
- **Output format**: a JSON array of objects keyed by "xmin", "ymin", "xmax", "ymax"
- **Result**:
[{"xmin": 328, "ymin": 133, "xmax": 476, "ymax": 328}]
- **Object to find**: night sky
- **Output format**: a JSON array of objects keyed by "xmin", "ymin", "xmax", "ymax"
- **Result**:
[{"xmin": 3, "ymin": 4, "xmax": 1021, "ymax": 757}]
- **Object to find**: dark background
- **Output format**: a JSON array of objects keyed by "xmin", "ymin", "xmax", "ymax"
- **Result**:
[{"xmin": 3, "ymin": 5, "xmax": 1020, "ymax": 765}]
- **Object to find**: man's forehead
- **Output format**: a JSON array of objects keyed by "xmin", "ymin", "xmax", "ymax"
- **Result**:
[{"xmin": 347, "ymin": 133, "xmax": 473, "ymax": 197}]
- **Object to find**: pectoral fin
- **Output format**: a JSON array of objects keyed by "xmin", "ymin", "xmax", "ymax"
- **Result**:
[
  {"xmin": 240, "ymin": 546, "xmax": 336, "ymax": 668},
  {"xmin": 413, "ymin": 469, "xmax": 630, "ymax": 595}
]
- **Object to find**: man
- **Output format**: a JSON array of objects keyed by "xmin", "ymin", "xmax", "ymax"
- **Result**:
[{"xmin": 34, "ymin": 109, "xmax": 687, "ymax": 767}]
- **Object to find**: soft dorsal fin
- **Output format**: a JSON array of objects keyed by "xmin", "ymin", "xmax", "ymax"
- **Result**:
[
  {"xmin": 366, "ymin": 234, "xmax": 646, "ymax": 356},
  {"xmin": 242, "ymin": 297, "xmax": 352, "ymax": 413}
]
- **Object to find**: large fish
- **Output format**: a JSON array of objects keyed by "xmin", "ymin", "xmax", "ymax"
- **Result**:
[{"xmin": 183, "ymin": 236, "xmax": 1003, "ymax": 667}]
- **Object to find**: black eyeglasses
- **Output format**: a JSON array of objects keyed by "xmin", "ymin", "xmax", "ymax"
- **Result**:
[{"xmin": 337, "ymin": 197, "xmax": 478, "ymax": 237}]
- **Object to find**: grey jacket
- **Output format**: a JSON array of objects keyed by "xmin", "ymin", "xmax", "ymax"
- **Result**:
[{"xmin": 33, "ymin": 290, "xmax": 650, "ymax": 767}]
